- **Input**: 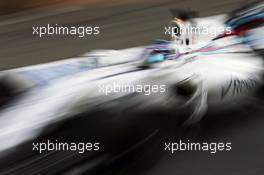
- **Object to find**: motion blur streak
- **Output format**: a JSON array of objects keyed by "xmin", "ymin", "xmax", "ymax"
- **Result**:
[{"xmin": 0, "ymin": 0, "xmax": 264, "ymax": 175}]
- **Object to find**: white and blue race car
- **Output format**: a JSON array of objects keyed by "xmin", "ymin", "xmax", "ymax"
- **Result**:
[{"xmin": 0, "ymin": 1, "xmax": 263, "ymax": 153}]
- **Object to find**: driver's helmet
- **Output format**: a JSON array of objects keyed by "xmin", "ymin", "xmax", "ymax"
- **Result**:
[{"xmin": 147, "ymin": 50, "xmax": 166, "ymax": 64}]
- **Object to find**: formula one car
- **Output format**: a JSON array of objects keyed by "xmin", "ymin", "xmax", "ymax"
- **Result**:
[
  {"xmin": 0, "ymin": 1, "xmax": 264, "ymax": 150},
  {"xmin": 0, "ymin": 1, "xmax": 263, "ymax": 174}
]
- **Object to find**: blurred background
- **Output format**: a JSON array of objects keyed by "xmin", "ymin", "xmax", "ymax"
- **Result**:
[
  {"xmin": 0, "ymin": 0, "xmax": 264, "ymax": 175},
  {"xmin": 0, "ymin": 0, "xmax": 258, "ymax": 70}
]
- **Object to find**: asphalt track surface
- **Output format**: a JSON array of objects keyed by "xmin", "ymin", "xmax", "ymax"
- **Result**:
[{"xmin": 0, "ymin": 0, "xmax": 264, "ymax": 175}]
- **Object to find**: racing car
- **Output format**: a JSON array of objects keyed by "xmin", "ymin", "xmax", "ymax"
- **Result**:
[{"xmin": 0, "ymin": 2, "xmax": 263, "ymax": 172}]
